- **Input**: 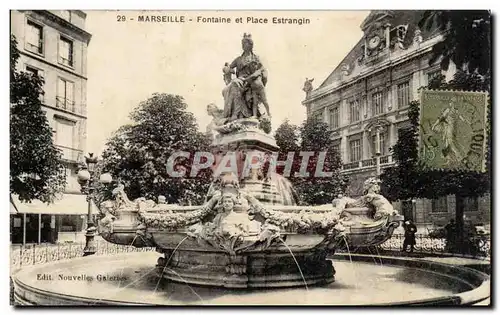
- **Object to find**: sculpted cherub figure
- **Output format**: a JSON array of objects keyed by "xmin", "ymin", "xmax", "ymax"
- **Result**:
[
  {"xmin": 154, "ymin": 195, "xmax": 172, "ymax": 212},
  {"xmin": 112, "ymin": 183, "xmax": 135, "ymax": 209},
  {"xmin": 206, "ymin": 103, "xmax": 226, "ymax": 139},
  {"xmin": 99, "ymin": 200, "xmax": 117, "ymax": 232},
  {"xmin": 222, "ymin": 62, "xmax": 235, "ymax": 85}
]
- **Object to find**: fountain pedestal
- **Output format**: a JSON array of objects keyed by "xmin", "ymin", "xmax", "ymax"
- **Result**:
[{"xmin": 156, "ymin": 248, "xmax": 335, "ymax": 288}]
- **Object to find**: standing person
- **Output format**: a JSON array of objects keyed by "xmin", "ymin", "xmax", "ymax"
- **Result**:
[{"xmin": 402, "ymin": 220, "xmax": 417, "ymax": 253}]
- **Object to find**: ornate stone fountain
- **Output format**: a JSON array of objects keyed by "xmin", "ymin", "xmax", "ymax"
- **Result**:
[{"xmin": 95, "ymin": 34, "xmax": 404, "ymax": 289}]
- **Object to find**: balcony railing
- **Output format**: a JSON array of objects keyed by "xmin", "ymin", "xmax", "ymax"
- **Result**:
[
  {"xmin": 342, "ymin": 161, "xmax": 359, "ymax": 170},
  {"xmin": 55, "ymin": 97, "xmax": 85, "ymax": 116},
  {"xmin": 380, "ymin": 155, "xmax": 391, "ymax": 164},
  {"xmin": 361, "ymin": 158, "xmax": 375, "ymax": 167},
  {"xmin": 342, "ymin": 155, "xmax": 394, "ymax": 171},
  {"xmin": 56, "ymin": 145, "xmax": 83, "ymax": 163}
]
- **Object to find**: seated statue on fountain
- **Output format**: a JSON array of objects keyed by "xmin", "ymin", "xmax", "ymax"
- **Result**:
[
  {"xmin": 361, "ymin": 178, "xmax": 397, "ymax": 220},
  {"xmin": 334, "ymin": 177, "xmax": 398, "ymax": 223},
  {"xmin": 222, "ymin": 33, "xmax": 270, "ymax": 121},
  {"xmin": 98, "ymin": 200, "xmax": 117, "ymax": 233},
  {"xmin": 187, "ymin": 174, "xmax": 274, "ymax": 255},
  {"xmin": 97, "ymin": 184, "xmax": 171, "ymax": 246},
  {"xmin": 112, "ymin": 183, "xmax": 136, "ymax": 210},
  {"xmin": 204, "ymin": 33, "xmax": 274, "ymax": 137}
]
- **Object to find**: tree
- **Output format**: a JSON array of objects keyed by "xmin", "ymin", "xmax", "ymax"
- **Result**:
[
  {"xmin": 379, "ymin": 101, "xmax": 420, "ymax": 202},
  {"xmin": 274, "ymin": 118, "xmax": 348, "ymax": 205},
  {"xmin": 419, "ymin": 10, "xmax": 491, "ymax": 77},
  {"xmin": 97, "ymin": 93, "xmax": 213, "ymax": 205},
  {"xmin": 274, "ymin": 119, "xmax": 300, "ymax": 153},
  {"xmin": 10, "ymin": 35, "xmax": 66, "ymax": 203}
]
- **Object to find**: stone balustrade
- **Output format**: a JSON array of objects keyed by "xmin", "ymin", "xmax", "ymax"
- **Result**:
[{"xmin": 342, "ymin": 154, "xmax": 394, "ymax": 172}]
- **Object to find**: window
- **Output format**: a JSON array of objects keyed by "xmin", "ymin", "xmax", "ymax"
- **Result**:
[
  {"xmin": 464, "ymin": 197, "xmax": 479, "ymax": 212},
  {"xmin": 26, "ymin": 20, "xmax": 43, "ymax": 54},
  {"xmin": 329, "ymin": 105, "xmax": 339, "ymax": 129},
  {"xmin": 59, "ymin": 36, "xmax": 74, "ymax": 67},
  {"xmin": 59, "ymin": 215, "xmax": 84, "ymax": 232},
  {"xmin": 431, "ymin": 196, "xmax": 448, "ymax": 213},
  {"xmin": 57, "ymin": 78, "xmax": 74, "ymax": 111},
  {"xmin": 372, "ymin": 133, "xmax": 386, "ymax": 156},
  {"xmin": 349, "ymin": 99, "xmax": 360, "ymax": 123},
  {"xmin": 25, "ymin": 66, "xmax": 44, "ymax": 102},
  {"xmin": 397, "ymin": 81, "xmax": 410, "ymax": 108},
  {"xmin": 372, "ymin": 92, "xmax": 384, "ymax": 116},
  {"xmin": 25, "ymin": 65, "xmax": 40, "ymax": 77},
  {"xmin": 54, "ymin": 117, "xmax": 75, "ymax": 148},
  {"xmin": 349, "ymin": 139, "xmax": 361, "ymax": 162}
]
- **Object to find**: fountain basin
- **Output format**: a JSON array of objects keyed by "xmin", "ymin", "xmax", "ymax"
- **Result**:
[
  {"xmin": 12, "ymin": 251, "xmax": 490, "ymax": 306},
  {"xmin": 100, "ymin": 204, "xmax": 402, "ymax": 289}
]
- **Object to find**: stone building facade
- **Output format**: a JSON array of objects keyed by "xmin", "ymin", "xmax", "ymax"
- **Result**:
[
  {"xmin": 10, "ymin": 10, "xmax": 97, "ymax": 244},
  {"xmin": 302, "ymin": 11, "xmax": 490, "ymax": 231}
]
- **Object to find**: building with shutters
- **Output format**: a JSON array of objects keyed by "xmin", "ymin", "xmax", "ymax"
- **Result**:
[
  {"xmin": 10, "ymin": 10, "xmax": 98, "ymax": 244},
  {"xmin": 302, "ymin": 10, "xmax": 490, "ymax": 232}
]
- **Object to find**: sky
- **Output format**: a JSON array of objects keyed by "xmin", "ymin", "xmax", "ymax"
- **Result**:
[{"xmin": 85, "ymin": 10, "xmax": 369, "ymax": 154}]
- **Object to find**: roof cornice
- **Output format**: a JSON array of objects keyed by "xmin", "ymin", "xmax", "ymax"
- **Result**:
[
  {"xmin": 36, "ymin": 10, "xmax": 92, "ymax": 44},
  {"xmin": 302, "ymin": 34, "xmax": 444, "ymax": 106}
]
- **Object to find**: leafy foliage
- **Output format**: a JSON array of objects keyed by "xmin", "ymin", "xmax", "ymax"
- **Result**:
[
  {"xmin": 419, "ymin": 10, "xmax": 491, "ymax": 76},
  {"xmin": 274, "ymin": 118, "xmax": 348, "ymax": 205},
  {"xmin": 380, "ymin": 101, "xmax": 420, "ymax": 201},
  {"xmin": 97, "ymin": 93, "xmax": 213, "ymax": 205},
  {"xmin": 274, "ymin": 119, "xmax": 300, "ymax": 153},
  {"xmin": 10, "ymin": 35, "xmax": 66, "ymax": 203}
]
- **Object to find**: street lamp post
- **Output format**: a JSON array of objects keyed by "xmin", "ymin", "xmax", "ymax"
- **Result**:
[
  {"xmin": 375, "ymin": 125, "xmax": 382, "ymax": 177},
  {"xmin": 77, "ymin": 153, "xmax": 112, "ymax": 257}
]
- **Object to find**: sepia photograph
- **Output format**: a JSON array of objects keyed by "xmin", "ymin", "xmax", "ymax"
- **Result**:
[{"xmin": 8, "ymin": 8, "xmax": 491, "ymax": 306}]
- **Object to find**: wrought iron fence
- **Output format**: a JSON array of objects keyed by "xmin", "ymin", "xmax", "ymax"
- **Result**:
[
  {"xmin": 378, "ymin": 234, "xmax": 491, "ymax": 259},
  {"xmin": 10, "ymin": 235, "xmax": 490, "ymax": 271},
  {"xmin": 10, "ymin": 240, "xmax": 155, "ymax": 270}
]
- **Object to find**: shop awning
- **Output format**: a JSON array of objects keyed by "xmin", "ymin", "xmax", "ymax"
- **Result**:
[{"xmin": 10, "ymin": 194, "xmax": 99, "ymax": 215}]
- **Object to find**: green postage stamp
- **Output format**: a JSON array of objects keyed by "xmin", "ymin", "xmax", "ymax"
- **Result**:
[{"xmin": 419, "ymin": 89, "xmax": 488, "ymax": 172}]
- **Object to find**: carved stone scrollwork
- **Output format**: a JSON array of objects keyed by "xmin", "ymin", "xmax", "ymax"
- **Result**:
[
  {"xmin": 341, "ymin": 64, "xmax": 352, "ymax": 77},
  {"xmin": 413, "ymin": 28, "xmax": 423, "ymax": 45}
]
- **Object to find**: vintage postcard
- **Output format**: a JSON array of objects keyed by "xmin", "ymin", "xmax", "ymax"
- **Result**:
[{"xmin": 9, "ymin": 9, "xmax": 491, "ymax": 306}]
